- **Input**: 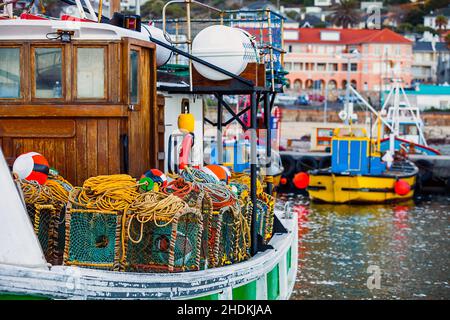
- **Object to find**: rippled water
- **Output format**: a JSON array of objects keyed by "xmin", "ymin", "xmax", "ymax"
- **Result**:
[{"xmin": 278, "ymin": 194, "xmax": 450, "ymax": 300}]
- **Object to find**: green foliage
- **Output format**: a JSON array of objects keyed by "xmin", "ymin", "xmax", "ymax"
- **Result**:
[
  {"xmin": 397, "ymin": 22, "xmax": 414, "ymax": 33},
  {"xmin": 330, "ymin": 0, "xmax": 361, "ymax": 29},
  {"xmin": 404, "ymin": 6, "xmax": 426, "ymax": 26},
  {"xmin": 314, "ymin": 22, "xmax": 328, "ymax": 28},
  {"xmin": 141, "ymin": 0, "xmax": 185, "ymax": 20},
  {"xmin": 415, "ymin": 24, "xmax": 438, "ymax": 35},
  {"xmin": 285, "ymin": 10, "xmax": 299, "ymax": 21},
  {"xmin": 435, "ymin": 15, "xmax": 449, "ymax": 31}
]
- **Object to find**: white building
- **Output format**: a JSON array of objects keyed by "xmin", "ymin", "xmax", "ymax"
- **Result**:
[
  {"xmin": 404, "ymin": 84, "xmax": 450, "ymax": 110},
  {"xmin": 423, "ymin": 5, "xmax": 450, "ymax": 30},
  {"xmin": 412, "ymin": 42, "xmax": 450, "ymax": 84}
]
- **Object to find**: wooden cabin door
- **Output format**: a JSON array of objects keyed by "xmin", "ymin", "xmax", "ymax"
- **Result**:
[{"xmin": 125, "ymin": 42, "xmax": 158, "ymax": 178}]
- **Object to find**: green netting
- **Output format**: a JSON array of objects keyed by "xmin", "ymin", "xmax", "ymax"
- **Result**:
[
  {"xmin": 174, "ymin": 216, "xmax": 202, "ymax": 269},
  {"xmin": 181, "ymin": 190, "xmax": 220, "ymax": 269},
  {"xmin": 64, "ymin": 210, "xmax": 121, "ymax": 269},
  {"xmin": 125, "ymin": 210, "xmax": 203, "ymax": 272}
]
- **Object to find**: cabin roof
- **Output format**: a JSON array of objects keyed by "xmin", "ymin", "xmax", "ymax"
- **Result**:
[{"xmin": 0, "ymin": 19, "xmax": 150, "ymax": 42}]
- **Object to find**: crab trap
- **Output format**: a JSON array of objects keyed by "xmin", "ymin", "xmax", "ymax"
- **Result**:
[
  {"xmin": 177, "ymin": 188, "xmax": 222, "ymax": 269},
  {"xmin": 63, "ymin": 190, "xmax": 123, "ymax": 270},
  {"xmin": 18, "ymin": 178, "xmax": 71, "ymax": 265},
  {"xmin": 217, "ymin": 206, "xmax": 251, "ymax": 266},
  {"xmin": 245, "ymin": 193, "xmax": 275, "ymax": 245},
  {"xmin": 124, "ymin": 208, "xmax": 203, "ymax": 272}
]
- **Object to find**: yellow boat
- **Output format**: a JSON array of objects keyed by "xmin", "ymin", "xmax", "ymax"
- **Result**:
[{"xmin": 307, "ymin": 127, "xmax": 418, "ymax": 204}]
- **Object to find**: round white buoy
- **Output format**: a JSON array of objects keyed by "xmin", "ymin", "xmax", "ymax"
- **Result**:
[
  {"xmin": 142, "ymin": 25, "xmax": 173, "ymax": 67},
  {"xmin": 192, "ymin": 25, "xmax": 258, "ymax": 81}
]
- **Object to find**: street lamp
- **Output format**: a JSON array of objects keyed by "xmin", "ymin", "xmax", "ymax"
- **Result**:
[{"xmin": 336, "ymin": 49, "xmax": 360, "ymax": 124}]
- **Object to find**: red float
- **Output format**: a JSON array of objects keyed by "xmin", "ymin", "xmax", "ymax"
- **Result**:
[
  {"xmin": 394, "ymin": 179, "xmax": 411, "ymax": 196},
  {"xmin": 293, "ymin": 172, "xmax": 309, "ymax": 189}
]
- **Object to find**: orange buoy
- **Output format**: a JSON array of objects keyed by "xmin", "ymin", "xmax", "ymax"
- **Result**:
[
  {"xmin": 394, "ymin": 179, "xmax": 411, "ymax": 196},
  {"xmin": 293, "ymin": 172, "xmax": 309, "ymax": 189},
  {"xmin": 202, "ymin": 164, "xmax": 231, "ymax": 183},
  {"xmin": 13, "ymin": 152, "xmax": 49, "ymax": 185},
  {"xmin": 280, "ymin": 177, "xmax": 288, "ymax": 185}
]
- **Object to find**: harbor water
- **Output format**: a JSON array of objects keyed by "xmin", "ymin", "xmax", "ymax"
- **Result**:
[{"xmin": 278, "ymin": 194, "xmax": 450, "ymax": 300}]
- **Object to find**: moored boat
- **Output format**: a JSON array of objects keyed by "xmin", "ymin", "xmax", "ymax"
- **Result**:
[
  {"xmin": 306, "ymin": 126, "xmax": 418, "ymax": 203},
  {"xmin": 0, "ymin": 1, "xmax": 297, "ymax": 300}
]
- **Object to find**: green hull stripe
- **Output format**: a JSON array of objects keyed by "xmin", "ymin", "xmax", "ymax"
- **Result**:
[
  {"xmin": 267, "ymin": 264, "xmax": 280, "ymax": 300},
  {"xmin": 232, "ymin": 280, "xmax": 257, "ymax": 300},
  {"xmin": 192, "ymin": 293, "xmax": 219, "ymax": 300},
  {"xmin": 0, "ymin": 294, "xmax": 49, "ymax": 300},
  {"xmin": 286, "ymin": 247, "xmax": 292, "ymax": 273}
]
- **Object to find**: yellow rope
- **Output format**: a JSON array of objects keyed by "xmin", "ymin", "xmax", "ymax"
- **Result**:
[
  {"xmin": 69, "ymin": 174, "xmax": 139, "ymax": 212},
  {"xmin": 127, "ymin": 192, "xmax": 187, "ymax": 243}
]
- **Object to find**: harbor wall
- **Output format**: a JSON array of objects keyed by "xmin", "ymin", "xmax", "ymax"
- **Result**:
[
  {"xmin": 281, "ymin": 109, "xmax": 450, "ymax": 126},
  {"xmin": 280, "ymin": 109, "xmax": 450, "ymax": 143}
]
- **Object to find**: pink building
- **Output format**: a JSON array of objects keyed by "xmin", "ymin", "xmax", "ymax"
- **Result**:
[{"xmin": 284, "ymin": 28, "xmax": 413, "ymax": 98}]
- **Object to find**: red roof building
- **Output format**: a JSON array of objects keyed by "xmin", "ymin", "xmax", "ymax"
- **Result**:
[{"xmin": 283, "ymin": 28, "xmax": 413, "ymax": 97}]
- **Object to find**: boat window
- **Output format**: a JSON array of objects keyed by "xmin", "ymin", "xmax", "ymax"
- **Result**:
[
  {"xmin": 77, "ymin": 48, "xmax": 105, "ymax": 98},
  {"xmin": 0, "ymin": 48, "xmax": 21, "ymax": 98},
  {"xmin": 34, "ymin": 48, "xmax": 63, "ymax": 98},
  {"xmin": 130, "ymin": 50, "xmax": 139, "ymax": 104}
]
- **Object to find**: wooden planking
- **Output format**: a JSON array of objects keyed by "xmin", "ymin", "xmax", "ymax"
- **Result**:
[
  {"xmin": 107, "ymin": 118, "xmax": 121, "ymax": 174},
  {"xmin": 192, "ymin": 62, "xmax": 265, "ymax": 88},
  {"xmin": 76, "ymin": 119, "xmax": 88, "ymax": 184},
  {"xmin": 86, "ymin": 119, "xmax": 98, "ymax": 179},
  {"xmin": 0, "ymin": 105, "xmax": 128, "ymax": 118},
  {"xmin": 97, "ymin": 119, "xmax": 109, "ymax": 175},
  {"xmin": 0, "ymin": 119, "xmax": 75, "ymax": 138},
  {"xmin": 64, "ymin": 137, "xmax": 77, "ymax": 184}
]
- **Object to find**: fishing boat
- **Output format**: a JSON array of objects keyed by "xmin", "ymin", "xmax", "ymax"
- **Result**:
[
  {"xmin": 306, "ymin": 125, "xmax": 418, "ymax": 204},
  {"xmin": 0, "ymin": 0, "xmax": 297, "ymax": 300},
  {"xmin": 349, "ymin": 79, "xmax": 441, "ymax": 156}
]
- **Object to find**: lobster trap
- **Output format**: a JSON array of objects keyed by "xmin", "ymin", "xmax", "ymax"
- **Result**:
[
  {"xmin": 180, "ymin": 188, "xmax": 222, "ymax": 269},
  {"xmin": 245, "ymin": 193, "xmax": 275, "ymax": 245},
  {"xmin": 28, "ymin": 203, "xmax": 65, "ymax": 265},
  {"xmin": 18, "ymin": 178, "xmax": 71, "ymax": 265},
  {"xmin": 217, "ymin": 206, "xmax": 250, "ymax": 266},
  {"xmin": 63, "ymin": 191, "xmax": 123, "ymax": 270},
  {"xmin": 125, "ymin": 208, "xmax": 203, "ymax": 272}
]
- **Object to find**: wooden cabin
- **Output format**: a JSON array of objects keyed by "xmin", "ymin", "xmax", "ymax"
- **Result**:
[{"xmin": 0, "ymin": 21, "xmax": 165, "ymax": 185}]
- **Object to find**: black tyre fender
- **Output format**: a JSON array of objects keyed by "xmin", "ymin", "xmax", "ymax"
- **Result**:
[
  {"xmin": 281, "ymin": 155, "xmax": 296, "ymax": 177},
  {"xmin": 319, "ymin": 155, "xmax": 332, "ymax": 169},
  {"xmin": 415, "ymin": 159, "xmax": 433, "ymax": 183},
  {"xmin": 296, "ymin": 156, "xmax": 319, "ymax": 173}
]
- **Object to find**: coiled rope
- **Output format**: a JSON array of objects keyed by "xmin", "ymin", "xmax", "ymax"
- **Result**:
[
  {"xmin": 69, "ymin": 174, "xmax": 139, "ymax": 212},
  {"xmin": 127, "ymin": 192, "xmax": 188, "ymax": 243}
]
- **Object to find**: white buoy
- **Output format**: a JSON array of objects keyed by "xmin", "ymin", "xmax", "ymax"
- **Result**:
[
  {"xmin": 142, "ymin": 24, "xmax": 173, "ymax": 67},
  {"xmin": 192, "ymin": 25, "xmax": 258, "ymax": 81}
]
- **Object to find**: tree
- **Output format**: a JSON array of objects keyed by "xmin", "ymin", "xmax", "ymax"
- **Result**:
[
  {"xmin": 141, "ymin": 0, "xmax": 185, "ymax": 20},
  {"xmin": 285, "ymin": 10, "xmax": 299, "ymax": 21},
  {"xmin": 330, "ymin": 0, "xmax": 361, "ymax": 29},
  {"xmin": 404, "ymin": 6, "xmax": 426, "ymax": 26},
  {"xmin": 397, "ymin": 22, "xmax": 414, "ymax": 33},
  {"xmin": 435, "ymin": 15, "xmax": 449, "ymax": 32}
]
